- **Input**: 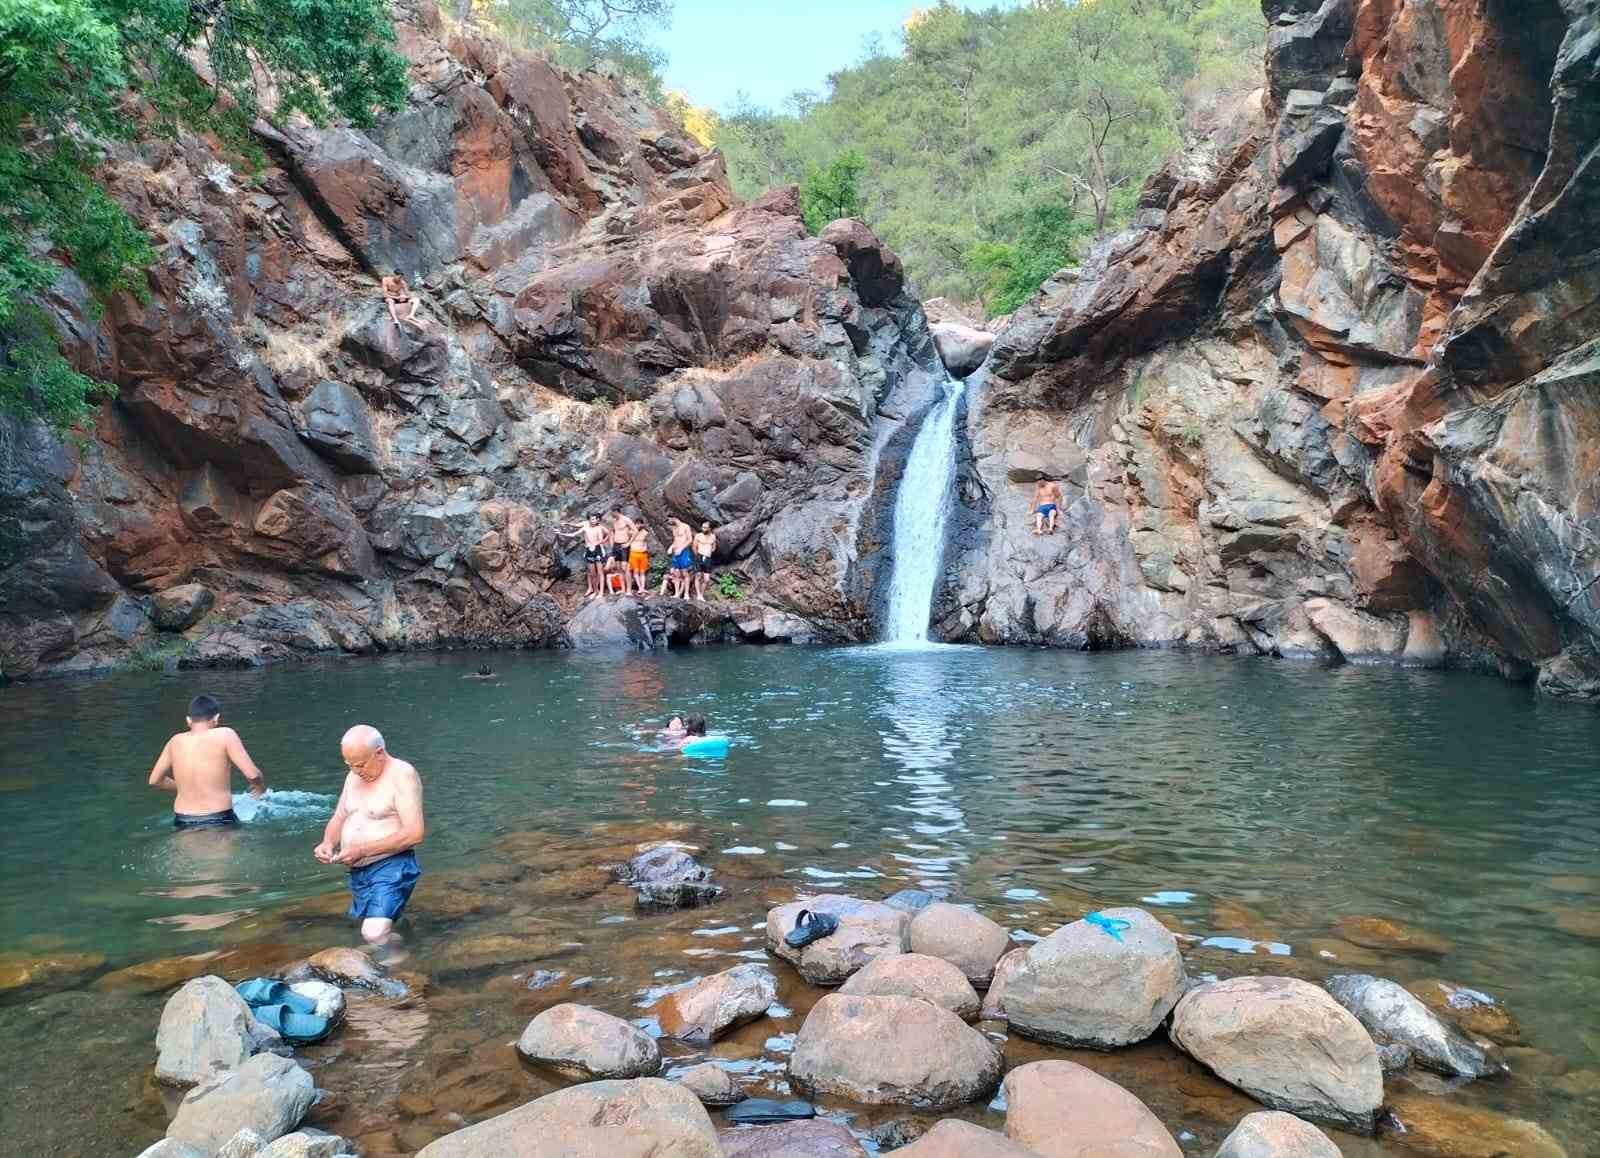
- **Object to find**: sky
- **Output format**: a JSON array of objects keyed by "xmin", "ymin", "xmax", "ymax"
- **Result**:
[{"xmin": 649, "ymin": 1, "xmax": 1001, "ymax": 113}]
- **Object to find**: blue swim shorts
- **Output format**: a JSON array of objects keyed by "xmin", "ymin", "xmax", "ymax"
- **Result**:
[
  {"xmin": 671, "ymin": 549, "xmax": 694, "ymax": 570},
  {"xmin": 1036, "ymin": 503, "xmax": 1058, "ymax": 516},
  {"xmin": 347, "ymin": 850, "xmax": 421, "ymax": 920}
]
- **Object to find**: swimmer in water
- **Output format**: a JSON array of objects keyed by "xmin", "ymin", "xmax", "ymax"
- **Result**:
[
  {"xmin": 147, "ymin": 694, "xmax": 268, "ymax": 829},
  {"xmin": 465, "ymin": 663, "xmax": 495, "ymax": 679},
  {"xmin": 659, "ymin": 715, "xmax": 687, "ymax": 744}
]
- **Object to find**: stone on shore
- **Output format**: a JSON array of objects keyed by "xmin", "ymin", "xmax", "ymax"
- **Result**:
[
  {"xmin": 615, "ymin": 846, "xmax": 725, "ymax": 908},
  {"xmin": 134, "ymin": 1141, "xmax": 208, "ymax": 1158},
  {"xmin": 1383, "ymin": 1092, "xmax": 1568, "ymax": 1158},
  {"xmin": 1324, "ymin": 974, "xmax": 1502, "ymax": 1078},
  {"xmin": 166, "ymin": 1054, "xmax": 315, "ymax": 1151},
  {"xmin": 1169, "ymin": 976, "xmax": 1382, "ymax": 1134},
  {"xmin": 1002, "ymin": 1060, "xmax": 1181, "ymax": 1158},
  {"xmin": 1215, "ymin": 1111, "xmax": 1341, "ymax": 1158},
  {"xmin": 155, "ymin": 975, "xmax": 267, "ymax": 1087},
  {"xmin": 1005, "ymin": 907, "xmax": 1186, "ymax": 1048},
  {"xmin": 980, "ymin": 946, "xmax": 1028, "ymax": 1021},
  {"xmin": 516, "ymin": 1002, "xmax": 661, "ymax": 1079},
  {"xmin": 907, "ymin": 902, "xmax": 1011, "ymax": 988},
  {"xmin": 216, "ymin": 1128, "xmax": 265, "ymax": 1157},
  {"xmin": 654, "ymin": 963, "xmax": 777, "ymax": 1043},
  {"xmin": 895, "ymin": 1119, "xmax": 1040, "ymax": 1157},
  {"xmin": 1331, "ymin": 915, "xmax": 1452, "ymax": 955},
  {"xmin": 766, "ymin": 895, "xmax": 910, "ymax": 985},
  {"xmin": 675, "ymin": 1062, "xmax": 745, "ymax": 1106},
  {"xmin": 838, "ymin": 953, "xmax": 980, "ymax": 1020},
  {"xmin": 256, "ymin": 1131, "xmax": 353, "ymax": 1158},
  {"xmin": 1406, "ymin": 979, "xmax": 1523, "ymax": 1045},
  {"xmin": 789, "ymin": 992, "xmax": 1001, "ymax": 1109},
  {"xmin": 719, "ymin": 1119, "xmax": 870, "ymax": 1157},
  {"xmin": 414, "ymin": 1078, "xmax": 721, "ymax": 1157}
]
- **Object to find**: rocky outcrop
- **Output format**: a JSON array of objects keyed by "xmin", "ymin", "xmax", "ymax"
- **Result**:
[
  {"xmin": 940, "ymin": 0, "xmax": 1600, "ymax": 700},
  {"xmin": 3, "ymin": 4, "xmax": 938, "ymax": 680}
]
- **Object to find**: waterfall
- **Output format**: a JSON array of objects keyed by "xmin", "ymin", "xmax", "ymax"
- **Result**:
[{"xmin": 882, "ymin": 377, "xmax": 965, "ymax": 644}]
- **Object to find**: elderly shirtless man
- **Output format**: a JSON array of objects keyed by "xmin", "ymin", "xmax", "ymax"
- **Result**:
[
  {"xmin": 314, "ymin": 725, "xmax": 425, "ymax": 945},
  {"xmin": 147, "ymin": 694, "xmax": 267, "ymax": 828}
]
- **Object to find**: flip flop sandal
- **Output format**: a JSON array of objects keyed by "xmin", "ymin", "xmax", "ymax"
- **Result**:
[
  {"xmin": 250, "ymin": 1003, "xmax": 333, "ymax": 1044},
  {"xmin": 723, "ymin": 1098, "xmax": 816, "ymax": 1125},
  {"xmin": 783, "ymin": 909, "xmax": 839, "ymax": 949},
  {"xmin": 237, "ymin": 978, "xmax": 319, "ymax": 1015}
]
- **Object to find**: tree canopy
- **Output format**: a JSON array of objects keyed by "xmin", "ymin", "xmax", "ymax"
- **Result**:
[
  {"xmin": 0, "ymin": 0, "xmax": 409, "ymax": 433},
  {"xmin": 709, "ymin": 0, "xmax": 1265, "ymax": 315},
  {"xmin": 471, "ymin": 0, "xmax": 673, "ymax": 93}
]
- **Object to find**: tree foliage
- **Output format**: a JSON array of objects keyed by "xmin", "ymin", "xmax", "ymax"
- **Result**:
[
  {"xmin": 715, "ymin": 0, "xmax": 1265, "ymax": 315},
  {"xmin": 800, "ymin": 151, "xmax": 866, "ymax": 234},
  {"xmin": 473, "ymin": 0, "xmax": 672, "ymax": 92},
  {"xmin": 1, "ymin": 0, "xmax": 409, "ymax": 433}
]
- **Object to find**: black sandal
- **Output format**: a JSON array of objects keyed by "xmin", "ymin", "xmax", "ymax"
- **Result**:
[{"xmin": 783, "ymin": 908, "xmax": 839, "ymax": 949}]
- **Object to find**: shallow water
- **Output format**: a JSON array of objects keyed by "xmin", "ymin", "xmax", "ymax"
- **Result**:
[{"xmin": 1, "ymin": 645, "xmax": 1598, "ymax": 1155}]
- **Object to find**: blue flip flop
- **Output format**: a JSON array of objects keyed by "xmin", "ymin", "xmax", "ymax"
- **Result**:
[
  {"xmin": 235, "ymin": 978, "xmax": 318, "ymax": 1014},
  {"xmin": 783, "ymin": 909, "xmax": 840, "ymax": 949},
  {"xmin": 250, "ymin": 1002, "xmax": 332, "ymax": 1044},
  {"xmin": 1085, "ymin": 911, "xmax": 1132, "ymax": 942},
  {"xmin": 723, "ymin": 1098, "xmax": 816, "ymax": 1124}
]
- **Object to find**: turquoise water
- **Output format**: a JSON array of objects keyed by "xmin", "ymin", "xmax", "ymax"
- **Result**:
[{"xmin": 1, "ymin": 645, "xmax": 1597, "ymax": 1154}]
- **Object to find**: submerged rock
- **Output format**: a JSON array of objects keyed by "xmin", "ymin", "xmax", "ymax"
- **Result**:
[
  {"xmin": 895, "ymin": 1119, "xmax": 1038, "ymax": 1157},
  {"xmin": 1383, "ymin": 1092, "xmax": 1568, "ymax": 1158},
  {"xmin": 290, "ymin": 947, "xmax": 392, "ymax": 991},
  {"xmin": 719, "ymin": 1119, "xmax": 870, "ymax": 1157},
  {"xmin": 653, "ymin": 963, "xmax": 777, "ymax": 1043},
  {"xmin": 1331, "ymin": 915, "xmax": 1453, "ymax": 956},
  {"xmin": 414, "ymin": 1078, "xmax": 721, "ymax": 1157},
  {"xmin": 1406, "ymin": 979, "xmax": 1523, "ymax": 1045},
  {"xmin": 0, "ymin": 949, "xmax": 106, "ymax": 1001},
  {"xmin": 882, "ymin": 889, "xmax": 938, "ymax": 913},
  {"xmin": 766, "ymin": 894, "xmax": 910, "ymax": 985},
  {"xmin": 1215, "ymin": 1111, "xmax": 1341, "ymax": 1158},
  {"xmin": 516, "ymin": 1002, "xmax": 661, "ymax": 1080},
  {"xmin": 1325, "ymin": 974, "xmax": 1503, "ymax": 1078},
  {"xmin": 838, "ymin": 953, "xmax": 980, "ymax": 1020},
  {"xmin": 614, "ymin": 846, "xmax": 724, "ymax": 909},
  {"xmin": 165, "ymin": 1053, "xmax": 315, "ymax": 1152},
  {"xmin": 155, "ymin": 975, "xmax": 269, "ymax": 1088},
  {"xmin": 907, "ymin": 902, "xmax": 1011, "ymax": 988},
  {"xmin": 1169, "ymin": 976, "xmax": 1382, "ymax": 1133},
  {"xmin": 675, "ymin": 1062, "xmax": 745, "ymax": 1106},
  {"xmin": 1005, "ymin": 906, "xmax": 1186, "ymax": 1048},
  {"xmin": 1001, "ymin": 1059, "xmax": 1181, "ymax": 1158}
]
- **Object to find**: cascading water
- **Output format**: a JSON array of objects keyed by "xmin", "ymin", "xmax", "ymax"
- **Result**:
[{"xmin": 882, "ymin": 376, "xmax": 965, "ymax": 644}]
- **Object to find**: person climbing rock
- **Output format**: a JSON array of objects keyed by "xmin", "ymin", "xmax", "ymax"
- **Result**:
[
  {"xmin": 381, "ymin": 271, "xmax": 430, "ymax": 332},
  {"xmin": 1032, "ymin": 478, "xmax": 1063, "ymax": 535},
  {"xmin": 693, "ymin": 521, "xmax": 718, "ymax": 601},
  {"xmin": 147, "ymin": 693, "xmax": 268, "ymax": 828}
]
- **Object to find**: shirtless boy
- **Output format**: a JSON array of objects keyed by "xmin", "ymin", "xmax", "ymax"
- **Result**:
[
  {"xmin": 1032, "ymin": 478, "xmax": 1064, "ymax": 536},
  {"xmin": 314, "ymin": 724, "xmax": 425, "ymax": 945},
  {"xmin": 661, "ymin": 519, "xmax": 694, "ymax": 599},
  {"xmin": 559, "ymin": 514, "xmax": 612, "ymax": 599},
  {"xmin": 628, "ymin": 522, "xmax": 651, "ymax": 594},
  {"xmin": 381, "ymin": 273, "xmax": 429, "ymax": 331},
  {"xmin": 609, "ymin": 508, "xmax": 637, "ymax": 593},
  {"xmin": 147, "ymin": 694, "xmax": 267, "ymax": 828},
  {"xmin": 692, "ymin": 521, "xmax": 717, "ymax": 601}
]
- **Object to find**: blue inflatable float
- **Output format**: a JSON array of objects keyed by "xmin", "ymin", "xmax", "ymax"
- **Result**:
[{"xmin": 680, "ymin": 735, "xmax": 731, "ymax": 758}]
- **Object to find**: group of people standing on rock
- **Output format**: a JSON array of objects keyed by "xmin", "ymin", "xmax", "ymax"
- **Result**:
[{"xmin": 561, "ymin": 508, "xmax": 721, "ymax": 602}]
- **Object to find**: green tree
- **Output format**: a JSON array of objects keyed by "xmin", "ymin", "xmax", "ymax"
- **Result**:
[
  {"xmin": 1, "ymin": 0, "xmax": 409, "ymax": 434},
  {"xmin": 474, "ymin": 0, "xmax": 672, "ymax": 91},
  {"xmin": 800, "ymin": 150, "xmax": 866, "ymax": 234}
]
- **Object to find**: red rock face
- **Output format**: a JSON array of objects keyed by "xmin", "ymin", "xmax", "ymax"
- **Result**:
[
  {"xmin": 0, "ymin": 8, "xmax": 938, "ymax": 678},
  {"xmin": 968, "ymin": 0, "xmax": 1600, "ymax": 698}
]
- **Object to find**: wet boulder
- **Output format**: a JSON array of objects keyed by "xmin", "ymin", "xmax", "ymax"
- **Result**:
[
  {"xmin": 165, "ymin": 1054, "xmax": 315, "ymax": 1151},
  {"xmin": 414, "ymin": 1077, "xmax": 721, "ymax": 1157},
  {"xmin": 1169, "ymin": 976, "xmax": 1383, "ymax": 1134},
  {"xmin": 1331, "ymin": 915, "xmax": 1452, "ymax": 955},
  {"xmin": 674, "ymin": 1062, "xmax": 744, "ymax": 1106},
  {"xmin": 766, "ymin": 894, "xmax": 910, "ymax": 986},
  {"xmin": 516, "ymin": 1002, "xmax": 661, "ymax": 1080},
  {"xmin": 1215, "ymin": 1111, "xmax": 1340, "ymax": 1157},
  {"xmin": 1406, "ymin": 979, "xmax": 1523, "ymax": 1045},
  {"xmin": 1383, "ymin": 1092, "xmax": 1568, "ymax": 1158},
  {"xmin": 1001, "ymin": 1060, "xmax": 1181, "ymax": 1158},
  {"xmin": 790, "ymin": 993, "xmax": 1001, "ymax": 1110},
  {"xmin": 719, "ymin": 1119, "xmax": 869, "ymax": 1157},
  {"xmin": 653, "ymin": 963, "xmax": 777, "ymax": 1043},
  {"xmin": 838, "ymin": 953, "xmax": 980, "ymax": 1020},
  {"xmin": 614, "ymin": 846, "xmax": 724, "ymax": 908},
  {"xmin": 980, "ymin": 947, "xmax": 1028, "ymax": 1021},
  {"xmin": 1324, "ymin": 974, "xmax": 1504, "ymax": 1078},
  {"xmin": 895, "ymin": 1119, "xmax": 1039, "ymax": 1157},
  {"xmin": 907, "ymin": 902, "xmax": 1011, "ymax": 988},
  {"xmin": 155, "ymin": 975, "xmax": 269, "ymax": 1087},
  {"xmin": 882, "ymin": 889, "xmax": 938, "ymax": 913},
  {"xmin": 1005, "ymin": 907, "xmax": 1186, "ymax": 1048}
]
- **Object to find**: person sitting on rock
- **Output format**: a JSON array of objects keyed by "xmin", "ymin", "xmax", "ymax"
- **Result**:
[
  {"xmin": 1032, "ymin": 478, "xmax": 1063, "ymax": 536},
  {"xmin": 661, "ymin": 518, "xmax": 694, "ymax": 599},
  {"xmin": 381, "ymin": 272, "xmax": 430, "ymax": 332},
  {"xmin": 628, "ymin": 522, "xmax": 652, "ymax": 594},
  {"xmin": 692, "ymin": 521, "xmax": 718, "ymax": 602},
  {"xmin": 148, "ymin": 693, "xmax": 268, "ymax": 829}
]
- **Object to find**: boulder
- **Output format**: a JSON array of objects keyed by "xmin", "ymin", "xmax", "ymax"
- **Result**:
[
  {"xmin": 1383, "ymin": 1092, "xmax": 1568, "ymax": 1158},
  {"xmin": 1331, "ymin": 915, "xmax": 1452, "ymax": 955},
  {"xmin": 1001, "ymin": 1060, "xmax": 1181, "ymax": 1158},
  {"xmin": 930, "ymin": 322, "xmax": 996, "ymax": 378},
  {"xmin": 614, "ymin": 846, "xmax": 724, "ymax": 908},
  {"xmin": 838, "ymin": 953, "xmax": 979, "ymax": 1020},
  {"xmin": 414, "ymin": 1077, "xmax": 721, "ymax": 1157},
  {"xmin": 766, "ymin": 895, "xmax": 910, "ymax": 986},
  {"xmin": 653, "ymin": 963, "xmax": 777, "ymax": 1043},
  {"xmin": 258, "ymin": 1133, "xmax": 352, "ymax": 1158},
  {"xmin": 516, "ymin": 1003, "xmax": 661, "ymax": 1079},
  {"xmin": 1004, "ymin": 907, "xmax": 1186, "ymax": 1048},
  {"xmin": 290, "ymin": 947, "xmax": 395, "ymax": 992},
  {"xmin": 1324, "ymin": 974, "xmax": 1502, "ymax": 1078},
  {"xmin": 719, "ymin": 1119, "xmax": 869, "ymax": 1157},
  {"xmin": 166, "ymin": 1054, "xmax": 315, "ymax": 1151},
  {"xmin": 151, "ymin": 583, "xmax": 215, "ymax": 631},
  {"xmin": 299, "ymin": 380, "xmax": 379, "ymax": 473},
  {"xmin": 1406, "ymin": 979, "xmax": 1522, "ymax": 1045},
  {"xmin": 789, "ymin": 993, "xmax": 1001, "ymax": 1109},
  {"xmin": 882, "ymin": 889, "xmax": 938, "ymax": 913},
  {"xmin": 214, "ymin": 1131, "xmax": 265, "ymax": 1158},
  {"xmin": 818, "ymin": 218, "xmax": 904, "ymax": 307},
  {"xmin": 1169, "ymin": 976, "xmax": 1382, "ymax": 1134},
  {"xmin": 134, "ymin": 1142, "xmax": 207, "ymax": 1158},
  {"xmin": 980, "ymin": 947, "xmax": 1028, "ymax": 1021},
  {"xmin": 907, "ymin": 902, "xmax": 1011, "ymax": 988},
  {"xmin": 895, "ymin": 1119, "xmax": 1039, "ymax": 1157},
  {"xmin": 1214, "ymin": 1111, "xmax": 1341, "ymax": 1158},
  {"xmin": 155, "ymin": 975, "xmax": 265, "ymax": 1087},
  {"xmin": 675, "ymin": 1062, "xmax": 745, "ymax": 1106}
]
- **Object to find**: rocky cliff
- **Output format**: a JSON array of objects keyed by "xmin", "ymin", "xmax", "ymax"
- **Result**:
[
  {"xmin": 0, "ymin": 0, "xmax": 939, "ymax": 679},
  {"xmin": 944, "ymin": 0, "xmax": 1600, "ymax": 700}
]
